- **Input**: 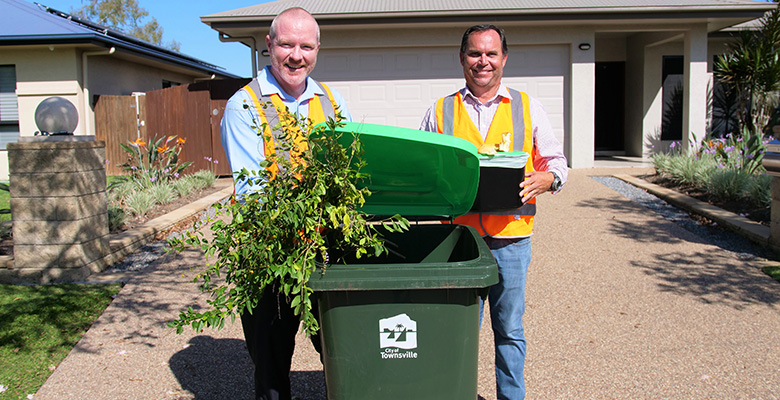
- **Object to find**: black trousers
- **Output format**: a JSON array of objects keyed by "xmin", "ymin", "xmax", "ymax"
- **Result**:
[
  {"xmin": 241, "ymin": 286, "xmax": 300, "ymax": 400},
  {"xmin": 240, "ymin": 286, "xmax": 322, "ymax": 400}
]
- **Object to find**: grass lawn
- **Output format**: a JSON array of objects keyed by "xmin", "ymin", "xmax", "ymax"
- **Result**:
[
  {"xmin": 0, "ymin": 182, "xmax": 8, "ymax": 224},
  {"xmin": 0, "ymin": 283, "xmax": 122, "ymax": 399},
  {"xmin": 763, "ymin": 266, "xmax": 780, "ymax": 283}
]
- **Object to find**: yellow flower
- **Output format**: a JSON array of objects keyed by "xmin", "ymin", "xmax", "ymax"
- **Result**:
[
  {"xmin": 157, "ymin": 144, "xmax": 169, "ymax": 153},
  {"xmin": 131, "ymin": 138, "xmax": 146, "ymax": 147},
  {"xmin": 178, "ymin": 137, "xmax": 187, "ymax": 144}
]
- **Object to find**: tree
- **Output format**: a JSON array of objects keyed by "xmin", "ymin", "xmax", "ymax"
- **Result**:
[
  {"xmin": 713, "ymin": 3, "xmax": 780, "ymax": 135},
  {"xmin": 71, "ymin": 0, "xmax": 181, "ymax": 51}
]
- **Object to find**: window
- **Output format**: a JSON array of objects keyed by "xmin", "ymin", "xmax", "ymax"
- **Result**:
[
  {"xmin": 661, "ymin": 56, "xmax": 683, "ymax": 141},
  {"xmin": 710, "ymin": 55, "xmax": 739, "ymax": 138},
  {"xmin": 0, "ymin": 65, "xmax": 19, "ymax": 150},
  {"xmin": 162, "ymin": 80, "xmax": 180, "ymax": 89}
]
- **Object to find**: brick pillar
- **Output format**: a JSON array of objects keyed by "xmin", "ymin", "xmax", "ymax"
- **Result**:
[
  {"xmin": 2, "ymin": 136, "xmax": 110, "ymax": 283},
  {"xmin": 771, "ymin": 177, "xmax": 780, "ymax": 251}
]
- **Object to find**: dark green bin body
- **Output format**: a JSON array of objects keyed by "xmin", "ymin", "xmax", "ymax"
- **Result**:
[
  {"xmin": 309, "ymin": 122, "xmax": 499, "ymax": 399},
  {"xmin": 309, "ymin": 224, "xmax": 497, "ymax": 400}
]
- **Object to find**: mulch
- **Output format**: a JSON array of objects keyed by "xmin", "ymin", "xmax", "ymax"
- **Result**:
[{"xmin": 113, "ymin": 185, "xmax": 223, "ymax": 233}]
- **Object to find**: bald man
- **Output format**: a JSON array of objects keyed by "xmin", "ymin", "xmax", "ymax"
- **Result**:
[{"xmin": 220, "ymin": 7, "xmax": 351, "ymax": 400}]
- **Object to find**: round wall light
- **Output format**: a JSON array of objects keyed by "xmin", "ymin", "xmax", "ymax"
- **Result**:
[{"xmin": 578, "ymin": 43, "xmax": 592, "ymax": 51}]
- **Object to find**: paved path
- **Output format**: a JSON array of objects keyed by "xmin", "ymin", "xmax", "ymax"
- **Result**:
[{"xmin": 33, "ymin": 167, "xmax": 780, "ymax": 399}]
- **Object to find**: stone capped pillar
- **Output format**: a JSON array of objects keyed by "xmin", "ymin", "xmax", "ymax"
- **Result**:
[
  {"xmin": 2, "ymin": 136, "xmax": 110, "ymax": 283},
  {"xmin": 770, "ymin": 178, "xmax": 780, "ymax": 251},
  {"xmin": 767, "ymin": 132, "xmax": 780, "ymax": 253}
]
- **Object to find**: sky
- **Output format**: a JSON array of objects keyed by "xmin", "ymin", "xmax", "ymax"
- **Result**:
[{"xmin": 36, "ymin": 0, "xmax": 274, "ymax": 78}]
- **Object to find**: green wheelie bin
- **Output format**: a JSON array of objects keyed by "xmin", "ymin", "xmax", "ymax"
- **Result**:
[{"xmin": 309, "ymin": 122, "xmax": 500, "ymax": 400}]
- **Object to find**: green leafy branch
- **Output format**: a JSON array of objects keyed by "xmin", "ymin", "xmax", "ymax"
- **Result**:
[{"xmin": 167, "ymin": 108, "xmax": 408, "ymax": 336}]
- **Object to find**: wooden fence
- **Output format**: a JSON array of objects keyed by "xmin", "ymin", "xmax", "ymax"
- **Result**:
[
  {"xmin": 95, "ymin": 78, "xmax": 251, "ymax": 176},
  {"xmin": 95, "ymin": 94, "xmax": 146, "ymax": 175}
]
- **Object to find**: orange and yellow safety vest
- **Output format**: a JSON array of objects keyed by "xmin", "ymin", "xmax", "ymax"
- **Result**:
[
  {"xmin": 242, "ymin": 79, "xmax": 339, "ymax": 178},
  {"xmin": 434, "ymin": 88, "xmax": 536, "ymax": 238}
]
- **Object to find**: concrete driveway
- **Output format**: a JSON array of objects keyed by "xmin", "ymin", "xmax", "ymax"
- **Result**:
[{"xmin": 32, "ymin": 167, "xmax": 780, "ymax": 399}]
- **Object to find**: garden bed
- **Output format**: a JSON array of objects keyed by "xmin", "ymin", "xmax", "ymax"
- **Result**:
[
  {"xmin": 0, "ymin": 185, "xmax": 224, "ymax": 257},
  {"xmin": 642, "ymin": 174, "xmax": 770, "ymax": 226}
]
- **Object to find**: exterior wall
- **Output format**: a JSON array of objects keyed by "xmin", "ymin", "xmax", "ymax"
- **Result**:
[
  {"xmin": 240, "ymin": 22, "xmax": 742, "ymax": 169},
  {"xmin": 309, "ymin": 24, "xmax": 601, "ymax": 169},
  {"xmin": 3, "ymin": 46, "xmax": 82, "ymax": 138},
  {"xmin": 624, "ymin": 34, "xmax": 645, "ymax": 157},
  {"xmin": 708, "ymin": 38, "xmax": 731, "ymax": 69},
  {"xmin": 569, "ymin": 31, "xmax": 596, "ymax": 169},
  {"xmin": 0, "ymin": 46, "xmax": 82, "ymax": 180},
  {"xmin": 625, "ymin": 30, "xmax": 723, "ymax": 159},
  {"xmin": 88, "ymin": 56, "xmax": 195, "ymax": 95},
  {"xmin": 596, "ymin": 36, "xmax": 627, "ymax": 62},
  {"xmin": 0, "ymin": 44, "xmax": 206, "ymax": 180}
]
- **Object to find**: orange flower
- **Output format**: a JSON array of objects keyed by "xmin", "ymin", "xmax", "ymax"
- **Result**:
[
  {"xmin": 131, "ymin": 137, "xmax": 146, "ymax": 147},
  {"xmin": 177, "ymin": 137, "xmax": 186, "ymax": 144},
  {"xmin": 157, "ymin": 144, "xmax": 169, "ymax": 153}
]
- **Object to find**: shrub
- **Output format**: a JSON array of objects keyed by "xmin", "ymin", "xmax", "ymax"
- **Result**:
[
  {"xmin": 107, "ymin": 205, "xmax": 126, "ymax": 232},
  {"xmin": 107, "ymin": 179, "xmax": 135, "ymax": 203},
  {"xmin": 707, "ymin": 168, "xmax": 749, "ymax": 201},
  {"xmin": 191, "ymin": 169, "xmax": 217, "ymax": 188},
  {"xmin": 654, "ymin": 150, "xmax": 716, "ymax": 187},
  {"xmin": 172, "ymin": 178, "xmax": 196, "ymax": 197},
  {"xmin": 698, "ymin": 126, "xmax": 769, "ymax": 175},
  {"xmin": 124, "ymin": 190, "xmax": 155, "ymax": 216},
  {"xmin": 746, "ymin": 174, "xmax": 772, "ymax": 208},
  {"xmin": 652, "ymin": 141, "xmax": 771, "ymax": 208},
  {"xmin": 147, "ymin": 183, "xmax": 177, "ymax": 205},
  {"xmin": 115, "ymin": 134, "xmax": 193, "ymax": 190}
]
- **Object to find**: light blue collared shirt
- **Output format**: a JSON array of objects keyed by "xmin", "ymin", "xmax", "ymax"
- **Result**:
[{"xmin": 220, "ymin": 66, "xmax": 352, "ymax": 195}]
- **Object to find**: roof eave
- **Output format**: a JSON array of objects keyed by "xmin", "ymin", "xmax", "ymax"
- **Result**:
[
  {"xmin": 202, "ymin": 4, "xmax": 776, "ymax": 25},
  {"xmin": 0, "ymin": 33, "xmax": 240, "ymax": 79}
]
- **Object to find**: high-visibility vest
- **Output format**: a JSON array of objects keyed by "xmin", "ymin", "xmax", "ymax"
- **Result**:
[
  {"xmin": 242, "ymin": 79, "xmax": 339, "ymax": 178},
  {"xmin": 434, "ymin": 88, "xmax": 536, "ymax": 238}
]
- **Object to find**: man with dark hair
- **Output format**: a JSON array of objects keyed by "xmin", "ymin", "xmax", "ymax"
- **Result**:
[
  {"xmin": 220, "ymin": 7, "xmax": 351, "ymax": 400},
  {"xmin": 420, "ymin": 24, "xmax": 567, "ymax": 399}
]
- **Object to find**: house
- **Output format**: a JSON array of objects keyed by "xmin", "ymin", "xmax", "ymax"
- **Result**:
[
  {"xmin": 0, "ymin": 0, "xmax": 240, "ymax": 180},
  {"xmin": 201, "ymin": 0, "xmax": 776, "ymax": 169}
]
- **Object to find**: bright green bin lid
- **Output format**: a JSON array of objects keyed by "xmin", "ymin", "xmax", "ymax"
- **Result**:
[{"xmin": 317, "ymin": 122, "xmax": 480, "ymax": 217}]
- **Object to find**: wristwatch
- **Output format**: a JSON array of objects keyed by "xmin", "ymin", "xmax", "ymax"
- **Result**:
[{"xmin": 550, "ymin": 171, "xmax": 562, "ymax": 191}]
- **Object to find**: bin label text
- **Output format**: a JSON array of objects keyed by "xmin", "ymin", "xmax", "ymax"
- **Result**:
[{"xmin": 379, "ymin": 314, "xmax": 418, "ymax": 359}]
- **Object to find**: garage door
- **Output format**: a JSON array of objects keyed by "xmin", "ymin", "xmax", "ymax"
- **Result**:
[{"xmin": 313, "ymin": 45, "xmax": 568, "ymax": 144}]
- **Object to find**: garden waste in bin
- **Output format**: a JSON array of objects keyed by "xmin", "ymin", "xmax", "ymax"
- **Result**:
[{"xmin": 308, "ymin": 122, "xmax": 500, "ymax": 400}]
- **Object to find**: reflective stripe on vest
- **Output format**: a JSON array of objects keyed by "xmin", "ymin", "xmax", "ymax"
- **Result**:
[
  {"xmin": 242, "ymin": 79, "xmax": 337, "ymax": 178},
  {"xmin": 435, "ymin": 88, "xmax": 536, "ymax": 238}
]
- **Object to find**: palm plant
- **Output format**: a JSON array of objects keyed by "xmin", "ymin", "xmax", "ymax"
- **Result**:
[{"xmin": 713, "ymin": 6, "xmax": 780, "ymax": 135}]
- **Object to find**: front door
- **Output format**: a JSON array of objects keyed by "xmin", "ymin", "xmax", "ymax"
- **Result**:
[{"xmin": 595, "ymin": 62, "xmax": 625, "ymax": 153}]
